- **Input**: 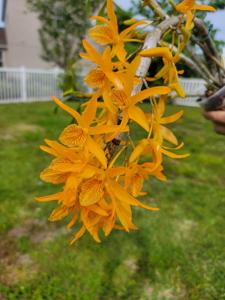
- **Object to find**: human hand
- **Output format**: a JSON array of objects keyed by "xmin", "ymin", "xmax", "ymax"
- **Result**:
[{"xmin": 203, "ymin": 110, "xmax": 225, "ymax": 135}]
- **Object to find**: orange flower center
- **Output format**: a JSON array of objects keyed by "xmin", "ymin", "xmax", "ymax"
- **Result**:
[
  {"xmin": 89, "ymin": 25, "xmax": 115, "ymax": 45},
  {"xmin": 79, "ymin": 178, "xmax": 104, "ymax": 206},
  {"xmin": 60, "ymin": 124, "xmax": 87, "ymax": 147},
  {"xmin": 112, "ymin": 90, "xmax": 128, "ymax": 109},
  {"xmin": 85, "ymin": 68, "xmax": 107, "ymax": 88}
]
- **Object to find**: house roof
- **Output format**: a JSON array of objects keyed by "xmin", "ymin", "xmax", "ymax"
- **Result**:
[{"xmin": 0, "ymin": 27, "xmax": 7, "ymax": 49}]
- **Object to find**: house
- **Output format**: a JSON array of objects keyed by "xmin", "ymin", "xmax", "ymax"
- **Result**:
[{"xmin": 0, "ymin": 0, "xmax": 52, "ymax": 68}]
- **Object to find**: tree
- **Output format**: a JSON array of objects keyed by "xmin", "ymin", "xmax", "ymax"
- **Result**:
[{"xmin": 27, "ymin": 0, "xmax": 102, "ymax": 68}]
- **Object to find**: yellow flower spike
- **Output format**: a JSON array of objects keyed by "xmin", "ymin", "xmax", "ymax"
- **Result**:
[{"xmin": 38, "ymin": 0, "xmax": 193, "ymax": 244}]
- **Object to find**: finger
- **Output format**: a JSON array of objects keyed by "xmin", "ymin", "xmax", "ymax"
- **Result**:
[
  {"xmin": 214, "ymin": 123, "xmax": 225, "ymax": 135},
  {"xmin": 203, "ymin": 110, "xmax": 225, "ymax": 124}
]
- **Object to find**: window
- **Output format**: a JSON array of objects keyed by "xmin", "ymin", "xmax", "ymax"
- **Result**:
[
  {"xmin": 0, "ymin": 0, "xmax": 6, "ymax": 28},
  {"xmin": 0, "ymin": 51, "xmax": 3, "ymax": 67}
]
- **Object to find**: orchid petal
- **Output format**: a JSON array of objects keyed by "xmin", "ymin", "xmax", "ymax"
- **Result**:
[
  {"xmin": 52, "ymin": 96, "xmax": 82, "ymax": 124},
  {"xmin": 128, "ymin": 105, "xmax": 149, "ymax": 132},
  {"xmin": 160, "ymin": 110, "xmax": 183, "ymax": 124},
  {"xmin": 131, "ymin": 86, "xmax": 171, "ymax": 105},
  {"xmin": 86, "ymin": 137, "xmax": 107, "ymax": 168}
]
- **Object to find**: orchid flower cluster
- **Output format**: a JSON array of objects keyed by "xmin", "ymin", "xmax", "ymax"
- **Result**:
[{"xmin": 37, "ymin": 0, "xmax": 215, "ymax": 244}]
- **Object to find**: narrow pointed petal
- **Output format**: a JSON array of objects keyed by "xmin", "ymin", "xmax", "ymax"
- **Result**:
[
  {"xmin": 90, "ymin": 16, "xmax": 110, "ymax": 24},
  {"xmin": 82, "ymin": 95, "xmax": 98, "ymax": 127},
  {"xmin": 89, "ymin": 124, "xmax": 128, "ymax": 135},
  {"xmin": 114, "ymin": 42, "xmax": 127, "ymax": 62},
  {"xmin": 49, "ymin": 205, "xmax": 71, "ymax": 221},
  {"xmin": 131, "ymin": 86, "xmax": 171, "ymax": 105},
  {"xmin": 89, "ymin": 25, "xmax": 113, "ymax": 45},
  {"xmin": 102, "ymin": 89, "xmax": 117, "ymax": 114},
  {"xmin": 110, "ymin": 180, "xmax": 159, "ymax": 211},
  {"xmin": 163, "ymin": 142, "xmax": 184, "ymax": 150},
  {"xmin": 103, "ymin": 218, "xmax": 115, "ymax": 236},
  {"xmin": 160, "ymin": 110, "xmax": 183, "ymax": 124},
  {"xmin": 67, "ymin": 210, "xmax": 79, "ymax": 229},
  {"xmin": 106, "ymin": 0, "xmax": 118, "ymax": 29},
  {"xmin": 86, "ymin": 137, "xmax": 107, "ymax": 168},
  {"xmin": 89, "ymin": 205, "xmax": 108, "ymax": 216},
  {"xmin": 89, "ymin": 226, "xmax": 101, "ymax": 243},
  {"xmin": 129, "ymin": 140, "xmax": 148, "ymax": 163},
  {"xmin": 106, "ymin": 71, "xmax": 124, "ymax": 90},
  {"xmin": 161, "ymin": 148, "xmax": 190, "ymax": 159},
  {"xmin": 160, "ymin": 125, "xmax": 178, "ymax": 145},
  {"xmin": 140, "ymin": 47, "xmax": 173, "ymax": 61},
  {"xmin": 193, "ymin": 4, "xmax": 216, "ymax": 11},
  {"xmin": 70, "ymin": 226, "xmax": 86, "ymax": 244},
  {"xmin": 40, "ymin": 145, "xmax": 57, "ymax": 157},
  {"xmin": 176, "ymin": 0, "xmax": 195, "ymax": 12},
  {"xmin": 82, "ymin": 39, "xmax": 102, "ymax": 65},
  {"xmin": 52, "ymin": 96, "xmax": 82, "ymax": 124},
  {"xmin": 36, "ymin": 192, "xmax": 62, "ymax": 202},
  {"xmin": 185, "ymin": 11, "xmax": 194, "ymax": 31},
  {"xmin": 79, "ymin": 52, "xmax": 91, "ymax": 61},
  {"xmin": 105, "ymin": 184, "xmax": 132, "ymax": 231},
  {"xmin": 120, "ymin": 20, "xmax": 148, "ymax": 39},
  {"xmin": 128, "ymin": 105, "xmax": 149, "ymax": 132},
  {"xmin": 170, "ymin": 82, "xmax": 186, "ymax": 98},
  {"xmin": 157, "ymin": 96, "xmax": 166, "ymax": 116}
]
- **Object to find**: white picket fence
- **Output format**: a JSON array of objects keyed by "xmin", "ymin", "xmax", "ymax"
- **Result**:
[
  {"xmin": 0, "ymin": 67, "xmax": 206, "ymax": 105},
  {"xmin": 175, "ymin": 78, "xmax": 206, "ymax": 107},
  {"xmin": 0, "ymin": 67, "xmax": 63, "ymax": 104}
]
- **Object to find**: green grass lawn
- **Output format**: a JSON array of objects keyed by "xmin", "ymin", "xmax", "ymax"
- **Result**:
[{"xmin": 0, "ymin": 101, "xmax": 225, "ymax": 300}]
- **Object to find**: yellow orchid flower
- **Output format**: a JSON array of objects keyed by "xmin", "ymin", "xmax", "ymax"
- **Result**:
[
  {"xmin": 52, "ymin": 96, "xmax": 128, "ymax": 168},
  {"xmin": 111, "ymin": 85, "xmax": 170, "ymax": 132},
  {"xmin": 147, "ymin": 96, "xmax": 184, "ymax": 146},
  {"xmin": 104, "ymin": 56, "xmax": 171, "ymax": 132},
  {"xmin": 80, "ymin": 40, "xmax": 124, "ymax": 91},
  {"xmin": 130, "ymin": 138, "xmax": 189, "ymax": 166},
  {"xmin": 176, "ymin": 0, "xmax": 215, "ymax": 32},
  {"xmin": 176, "ymin": 0, "xmax": 215, "ymax": 13},
  {"xmin": 89, "ymin": 0, "xmax": 147, "ymax": 62},
  {"xmin": 140, "ymin": 47, "xmax": 186, "ymax": 97},
  {"xmin": 124, "ymin": 163, "xmax": 151, "ymax": 197}
]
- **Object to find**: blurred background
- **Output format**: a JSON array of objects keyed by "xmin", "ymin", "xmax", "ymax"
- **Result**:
[{"xmin": 0, "ymin": 1, "xmax": 225, "ymax": 299}]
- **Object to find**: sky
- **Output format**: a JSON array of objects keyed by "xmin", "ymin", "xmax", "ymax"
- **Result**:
[{"xmin": 114, "ymin": 0, "xmax": 225, "ymax": 41}]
